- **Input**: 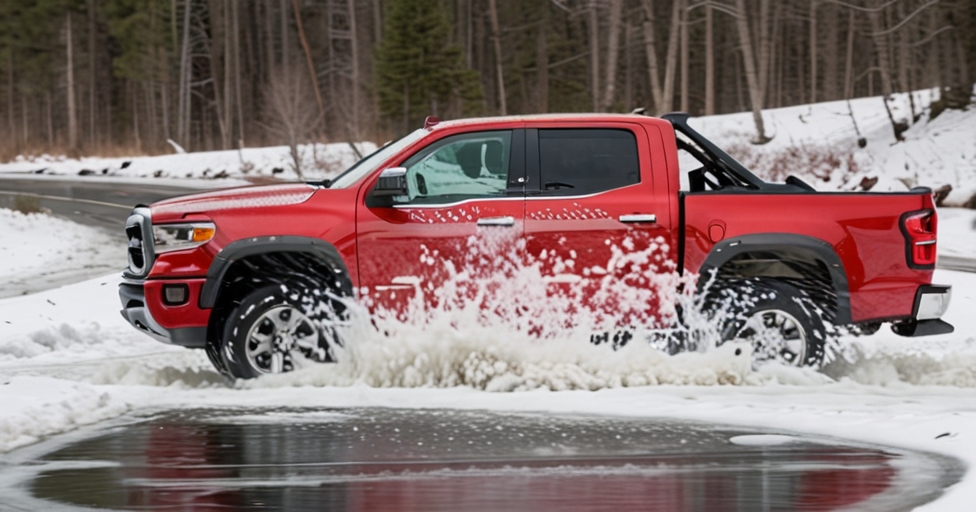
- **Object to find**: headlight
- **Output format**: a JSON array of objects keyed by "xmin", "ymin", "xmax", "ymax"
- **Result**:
[{"xmin": 153, "ymin": 222, "xmax": 216, "ymax": 253}]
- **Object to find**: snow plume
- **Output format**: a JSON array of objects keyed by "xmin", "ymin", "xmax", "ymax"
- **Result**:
[
  {"xmin": 246, "ymin": 230, "xmax": 765, "ymax": 391},
  {"xmin": 825, "ymin": 340, "xmax": 976, "ymax": 388}
]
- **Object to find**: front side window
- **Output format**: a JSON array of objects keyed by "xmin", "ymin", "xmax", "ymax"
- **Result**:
[
  {"xmin": 397, "ymin": 130, "xmax": 512, "ymax": 205},
  {"xmin": 538, "ymin": 128, "xmax": 640, "ymax": 195}
]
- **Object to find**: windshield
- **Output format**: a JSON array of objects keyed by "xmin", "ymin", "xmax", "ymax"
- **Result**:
[{"xmin": 329, "ymin": 129, "xmax": 428, "ymax": 189}]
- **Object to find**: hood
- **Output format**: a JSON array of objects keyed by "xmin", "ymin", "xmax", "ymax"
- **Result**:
[{"xmin": 150, "ymin": 183, "xmax": 316, "ymax": 222}]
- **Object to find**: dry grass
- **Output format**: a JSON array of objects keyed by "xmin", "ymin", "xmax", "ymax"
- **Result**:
[{"xmin": 0, "ymin": 194, "xmax": 46, "ymax": 215}]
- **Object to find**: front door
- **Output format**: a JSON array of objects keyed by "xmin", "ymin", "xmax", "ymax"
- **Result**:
[
  {"xmin": 522, "ymin": 124, "xmax": 674, "ymax": 330},
  {"xmin": 357, "ymin": 128, "xmax": 526, "ymax": 319}
]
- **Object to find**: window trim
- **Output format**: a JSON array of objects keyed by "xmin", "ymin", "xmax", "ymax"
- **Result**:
[{"xmin": 525, "ymin": 126, "xmax": 643, "ymax": 198}]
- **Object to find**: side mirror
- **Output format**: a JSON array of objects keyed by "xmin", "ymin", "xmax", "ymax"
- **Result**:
[
  {"xmin": 372, "ymin": 167, "xmax": 408, "ymax": 196},
  {"xmin": 366, "ymin": 167, "xmax": 408, "ymax": 207}
]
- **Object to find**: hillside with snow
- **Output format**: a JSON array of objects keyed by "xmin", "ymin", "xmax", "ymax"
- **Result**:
[
  {"xmin": 0, "ymin": 89, "xmax": 971, "ymax": 202},
  {"xmin": 690, "ymin": 88, "xmax": 976, "ymax": 205}
]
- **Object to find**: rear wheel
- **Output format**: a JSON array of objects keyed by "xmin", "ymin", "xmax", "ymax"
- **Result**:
[
  {"xmin": 716, "ymin": 279, "xmax": 827, "ymax": 367},
  {"xmin": 219, "ymin": 283, "xmax": 343, "ymax": 379}
]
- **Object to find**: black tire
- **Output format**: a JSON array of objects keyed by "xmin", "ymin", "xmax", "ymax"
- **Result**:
[
  {"xmin": 713, "ymin": 279, "xmax": 827, "ymax": 367},
  {"xmin": 218, "ymin": 282, "xmax": 343, "ymax": 379}
]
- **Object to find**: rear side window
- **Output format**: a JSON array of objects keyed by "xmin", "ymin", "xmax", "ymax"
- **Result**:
[{"xmin": 538, "ymin": 128, "xmax": 640, "ymax": 195}]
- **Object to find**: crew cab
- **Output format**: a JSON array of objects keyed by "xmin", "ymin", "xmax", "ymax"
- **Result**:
[{"xmin": 119, "ymin": 113, "xmax": 953, "ymax": 379}]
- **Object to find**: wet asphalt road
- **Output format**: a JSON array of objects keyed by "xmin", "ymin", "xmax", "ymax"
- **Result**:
[
  {"xmin": 0, "ymin": 176, "xmax": 200, "ymax": 237},
  {"xmin": 1, "ymin": 408, "xmax": 962, "ymax": 512}
]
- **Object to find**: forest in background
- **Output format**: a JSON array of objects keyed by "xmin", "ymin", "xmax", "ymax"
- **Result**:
[{"xmin": 0, "ymin": 0, "xmax": 972, "ymax": 160}]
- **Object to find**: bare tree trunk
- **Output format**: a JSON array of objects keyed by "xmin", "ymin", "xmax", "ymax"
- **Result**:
[
  {"xmin": 7, "ymin": 52, "xmax": 14, "ymax": 139},
  {"xmin": 291, "ymin": 0, "xmax": 326, "ymax": 133},
  {"xmin": 373, "ymin": 0, "xmax": 383, "ymax": 46},
  {"xmin": 132, "ymin": 82, "xmax": 142, "ymax": 153},
  {"xmin": 810, "ymin": 0, "xmax": 817, "ymax": 104},
  {"xmin": 487, "ymin": 0, "xmax": 507, "ymax": 115},
  {"xmin": 602, "ymin": 0, "xmax": 622, "ymax": 111},
  {"xmin": 679, "ymin": 0, "xmax": 689, "ymax": 112},
  {"xmin": 264, "ymin": 0, "xmax": 274, "ymax": 76},
  {"xmin": 87, "ymin": 0, "xmax": 96, "ymax": 148},
  {"xmin": 280, "ymin": 0, "xmax": 289, "ymax": 65},
  {"xmin": 642, "ymin": 0, "xmax": 663, "ymax": 110},
  {"xmin": 233, "ymin": 0, "xmax": 244, "ymax": 147},
  {"xmin": 66, "ymin": 12, "xmax": 78, "ymax": 150},
  {"xmin": 866, "ymin": 1, "xmax": 901, "ymax": 140},
  {"xmin": 177, "ymin": 0, "xmax": 191, "ymax": 146},
  {"xmin": 641, "ymin": 0, "xmax": 680, "ymax": 115},
  {"xmin": 756, "ymin": 0, "xmax": 772, "ymax": 108},
  {"xmin": 624, "ymin": 19, "xmax": 633, "ymax": 111},
  {"xmin": 843, "ymin": 9, "xmax": 855, "ymax": 98},
  {"xmin": 704, "ymin": 3, "xmax": 714, "ymax": 115},
  {"xmin": 349, "ymin": 0, "xmax": 361, "ymax": 139},
  {"xmin": 20, "ymin": 94, "xmax": 27, "ymax": 146},
  {"xmin": 823, "ymin": 3, "xmax": 839, "ymax": 101},
  {"xmin": 45, "ymin": 92, "xmax": 53, "ymax": 147},
  {"xmin": 733, "ymin": 0, "xmax": 769, "ymax": 142},
  {"xmin": 536, "ymin": 3, "xmax": 549, "ymax": 113},
  {"xmin": 661, "ymin": 0, "xmax": 680, "ymax": 114},
  {"xmin": 589, "ymin": 0, "xmax": 599, "ymax": 112}
]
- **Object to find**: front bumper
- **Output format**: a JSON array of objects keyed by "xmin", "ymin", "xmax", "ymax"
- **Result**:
[
  {"xmin": 891, "ymin": 285, "xmax": 954, "ymax": 337},
  {"xmin": 119, "ymin": 282, "xmax": 207, "ymax": 348}
]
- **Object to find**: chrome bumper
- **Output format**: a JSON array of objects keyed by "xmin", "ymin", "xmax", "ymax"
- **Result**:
[{"xmin": 891, "ymin": 285, "xmax": 954, "ymax": 337}]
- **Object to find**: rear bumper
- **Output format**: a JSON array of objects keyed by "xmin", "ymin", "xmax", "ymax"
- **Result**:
[
  {"xmin": 891, "ymin": 285, "xmax": 954, "ymax": 337},
  {"xmin": 119, "ymin": 282, "xmax": 207, "ymax": 348}
]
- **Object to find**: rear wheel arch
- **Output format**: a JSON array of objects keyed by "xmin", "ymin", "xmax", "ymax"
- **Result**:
[{"xmin": 698, "ymin": 233, "xmax": 851, "ymax": 325}]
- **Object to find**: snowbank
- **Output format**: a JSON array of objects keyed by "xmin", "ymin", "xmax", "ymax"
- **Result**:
[
  {"xmin": 690, "ymin": 88, "xmax": 976, "ymax": 206},
  {"xmin": 0, "ymin": 376, "xmax": 127, "ymax": 452},
  {"xmin": 0, "ymin": 141, "xmax": 377, "ymax": 183},
  {"xmin": 0, "ymin": 208, "xmax": 122, "ymax": 298}
]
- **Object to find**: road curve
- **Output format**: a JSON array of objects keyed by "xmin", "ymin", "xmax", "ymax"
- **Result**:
[{"xmin": 0, "ymin": 177, "xmax": 205, "ymax": 236}]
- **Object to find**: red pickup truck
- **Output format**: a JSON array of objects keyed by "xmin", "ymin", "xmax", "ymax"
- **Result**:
[{"xmin": 119, "ymin": 113, "xmax": 953, "ymax": 379}]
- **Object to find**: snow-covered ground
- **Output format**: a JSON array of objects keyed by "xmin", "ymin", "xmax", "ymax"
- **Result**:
[
  {"xmin": 0, "ymin": 207, "xmax": 976, "ymax": 509},
  {"xmin": 0, "ymin": 208, "xmax": 122, "ymax": 299},
  {"xmin": 690, "ymin": 87, "xmax": 976, "ymax": 206},
  {"xmin": 0, "ymin": 141, "xmax": 376, "ymax": 185}
]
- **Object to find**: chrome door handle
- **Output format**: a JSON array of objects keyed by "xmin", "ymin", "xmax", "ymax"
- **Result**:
[
  {"xmin": 477, "ymin": 216, "xmax": 516, "ymax": 227},
  {"xmin": 619, "ymin": 214, "xmax": 657, "ymax": 224}
]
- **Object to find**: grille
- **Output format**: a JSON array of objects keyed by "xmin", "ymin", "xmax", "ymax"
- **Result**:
[{"xmin": 125, "ymin": 207, "xmax": 154, "ymax": 277}]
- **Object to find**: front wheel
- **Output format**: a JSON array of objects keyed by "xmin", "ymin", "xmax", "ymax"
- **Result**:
[
  {"xmin": 219, "ymin": 283, "xmax": 343, "ymax": 379},
  {"xmin": 718, "ymin": 279, "xmax": 827, "ymax": 367}
]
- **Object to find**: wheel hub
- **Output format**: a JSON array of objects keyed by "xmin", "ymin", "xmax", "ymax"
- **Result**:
[
  {"xmin": 245, "ymin": 305, "xmax": 324, "ymax": 374},
  {"xmin": 733, "ymin": 308, "xmax": 808, "ymax": 367}
]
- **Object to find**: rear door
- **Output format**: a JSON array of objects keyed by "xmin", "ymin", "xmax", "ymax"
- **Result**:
[
  {"xmin": 523, "ymin": 123, "xmax": 674, "ymax": 327},
  {"xmin": 357, "ymin": 128, "xmax": 526, "ymax": 316}
]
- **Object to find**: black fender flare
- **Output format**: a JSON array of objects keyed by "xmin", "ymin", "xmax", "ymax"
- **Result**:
[
  {"xmin": 698, "ymin": 233, "xmax": 851, "ymax": 325},
  {"xmin": 199, "ymin": 236, "xmax": 353, "ymax": 309}
]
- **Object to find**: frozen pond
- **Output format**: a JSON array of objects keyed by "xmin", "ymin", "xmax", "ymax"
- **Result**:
[{"xmin": 0, "ymin": 407, "xmax": 963, "ymax": 511}]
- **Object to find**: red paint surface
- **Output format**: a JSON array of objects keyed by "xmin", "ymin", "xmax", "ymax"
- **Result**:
[{"xmin": 137, "ymin": 114, "xmax": 937, "ymax": 328}]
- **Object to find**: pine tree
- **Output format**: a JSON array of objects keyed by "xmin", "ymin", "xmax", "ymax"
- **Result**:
[{"xmin": 375, "ymin": 0, "xmax": 482, "ymax": 132}]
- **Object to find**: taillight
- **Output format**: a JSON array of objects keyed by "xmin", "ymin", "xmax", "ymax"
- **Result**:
[{"xmin": 901, "ymin": 209, "xmax": 937, "ymax": 268}]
